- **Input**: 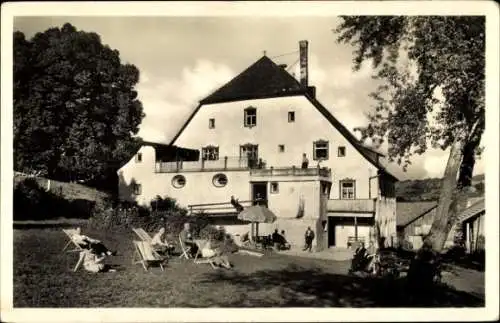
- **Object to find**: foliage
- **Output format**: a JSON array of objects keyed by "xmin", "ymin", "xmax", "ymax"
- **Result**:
[
  {"xmin": 150, "ymin": 195, "xmax": 188, "ymax": 216},
  {"xmin": 13, "ymin": 23, "xmax": 144, "ymax": 182},
  {"xmin": 335, "ymin": 16, "xmax": 485, "ymax": 180}
]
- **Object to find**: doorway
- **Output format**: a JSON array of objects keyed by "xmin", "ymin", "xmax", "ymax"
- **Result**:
[{"xmin": 251, "ymin": 182, "xmax": 268, "ymax": 207}]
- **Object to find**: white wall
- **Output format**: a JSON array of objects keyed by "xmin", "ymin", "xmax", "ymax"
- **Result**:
[{"xmin": 173, "ymin": 95, "xmax": 379, "ymax": 199}]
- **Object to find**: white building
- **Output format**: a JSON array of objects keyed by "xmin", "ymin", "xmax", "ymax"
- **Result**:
[{"xmin": 118, "ymin": 41, "xmax": 399, "ymax": 250}]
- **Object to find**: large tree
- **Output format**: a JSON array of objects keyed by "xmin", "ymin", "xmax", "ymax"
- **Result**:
[
  {"xmin": 14, "ymin": 23, "xmax": 144, "ymax": 182},
  {"xmin": 335, "ymin": 16, "xmax": 485, "ymax": 252}
]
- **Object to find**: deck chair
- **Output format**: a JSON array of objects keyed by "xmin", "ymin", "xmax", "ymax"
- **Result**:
[
  {"xmin": 132, "ymin": 228, "xmax": 153, "ymax": 243},
  {"xmin": 62, "ymin": 228, "xmax": 85, "ymax": 253},
  {"xmin": 193, "ymin": 241, "xmax": 217, "ymax": 269},
  {"xmin": 178, "ymin": 235, "xmax": 192, "ymax": 259},
  {"xmin": 132, "ymin": 240, "xmax": 166, "ymax": 271}
]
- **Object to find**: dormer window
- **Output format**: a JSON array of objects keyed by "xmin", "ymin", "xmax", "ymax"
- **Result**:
[
  {"xmin": 202, "ymin": 146, "xmax": 219, "ymax": 161},
  {"xmin": 313, "ymin": 140, "xmax": 329, "ymax": 160},
  {"xmin": 209, "ymin": 118, "xmax": 215, "ymax": 129},
  {"xmin": 288, "ymin": 111, "xmax": 295, "ymax": 123},
  {"xmin": 244, "ymin": 107, "xmax": 257, "ymax": 128}
]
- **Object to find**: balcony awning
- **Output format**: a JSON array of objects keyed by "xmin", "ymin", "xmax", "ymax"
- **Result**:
[{"xmin": 143, "ymin": 141, "xmax": 200, "ymax": 162}]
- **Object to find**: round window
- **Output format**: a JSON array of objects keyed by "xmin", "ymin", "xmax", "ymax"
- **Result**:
[
  {"xmin": 172, "ymin": 175, "xmax": 186, "ymax": 188},
  {"xmin": 212, "ymin": 173, "xmax": 228, "ymax": 187}
]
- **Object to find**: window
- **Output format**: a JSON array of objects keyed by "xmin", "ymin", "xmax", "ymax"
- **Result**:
[
  {"xmin": 244, "ymin": 107, "xmax": 257, "ymax": 127},
  {"xmin": 135, "ymin": 153, "xmax": 142, "ymax": 163},
  {"xmin": 340, "ymin": 179, "xmax": 356, "ymax": 199},
  {"xmin": 212, "ymin": 173, "xmax": 228, "ymax": 187},
  {"xmin": 338, "ymin": 146, "xmax": 346, "ymax": 157},
  {"xmin": 313, "ymin": 140, "xmax": 329, "ymax": 160},
  {"xmin": 209, "ymin": 118, "xmax": 215, "ymax": 129},
  {"xmin": 240, "ymin": 144, "xmax": 258, "ymax": 160},
  {"xmin": 278, "ymin": 144, "xmax": 285, "ymax": 153},
  {"xmin": 288, "ymin": 111, "xmax": 295, "ymax": 122},
  {"xmin": 172, "ymin": 175, "xmax": 186, "ymax": 188},
  {"xmin": 270, "ymin": 182, "xmax": 279, "ymax": 194},
  {"xmin": 133, "ymin": 183, "xmax": 142, "ymax": 195},
  {"xmin": 202, "ymin": 146, "xmax": 219, "ymax": 161}
]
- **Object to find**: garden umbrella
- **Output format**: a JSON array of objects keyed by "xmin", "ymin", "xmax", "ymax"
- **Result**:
[{"xmin": 237, "ymin": 205, "xmax": 277, "ymax": 238}]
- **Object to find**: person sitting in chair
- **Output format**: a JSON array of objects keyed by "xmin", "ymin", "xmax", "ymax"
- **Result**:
[
  {"xmin": 151, "ymin": 227, "xmax": 175, "ymax": 255},
  {"xmin": 230, "ymin": 195, "xmax": 244, "ymax": 212},
  {"xmin": 201, "ymin": 240, "xmax": 232, "ymax": 269},
  {"xmin": 180, "ymin": 223, "xmax": 197, "ymax": 257},
  {"xmin": 272, "ymin": 229, "xmax": 291, "ymax": 250},
  {"xmin": 365, "ymin": 241, "xmax": 379, "ymax": 274},
  {"xmin": 74, "ymin": 247, "xmax": 116, "ymax": 273},
  {"xmin": 72, "ymin": 227, "xmax": 117, "ymax": 256}
]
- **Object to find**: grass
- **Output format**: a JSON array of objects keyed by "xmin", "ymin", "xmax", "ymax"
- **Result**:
[{"xmin": 13, "ymin": 224, "xmax": 485, "ymax": 308}]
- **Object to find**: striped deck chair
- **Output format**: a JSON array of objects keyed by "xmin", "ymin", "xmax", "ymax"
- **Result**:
[
  {"xmin": 132, "ymin": 240, "xmax": 166, "ymax": 271},
  {"xmin": 62, "ymin": 228, "xmax": 85, "ymax": 253},
  {"xmin": 179, "ymin": 235, "xmax": 192, "ymax": 259},
  {"xmin": 132, "ymin": 228, "xmax": 153, "ymax": 244},
  {"xmin": 193, "ymin": 240, "xmax": 217, "ymax": 269}
]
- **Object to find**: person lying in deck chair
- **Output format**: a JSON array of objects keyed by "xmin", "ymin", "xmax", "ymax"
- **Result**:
[
  {"xmin": 151, "ymin": 227, "xmax": 175, "ymax": 255},
  {"xmin": 201, "ymin": 240, "xmax": 232, "ymax": 269},
  {"xmin": 74, "ymin": 248, "xmax": 116, "ymax": 273},
  {"xmin": 72, "ymin": 227, "xmax": 117, "ymax": 257}
]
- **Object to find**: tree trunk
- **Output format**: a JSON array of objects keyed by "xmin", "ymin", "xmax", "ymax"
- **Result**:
[
  {"xmin": 457, "ymin": 138, "xmax": 479, "ymax": 189},
  {"xmin": 424, "ymin": 137, "xmax": 466, "ymax": 252}
]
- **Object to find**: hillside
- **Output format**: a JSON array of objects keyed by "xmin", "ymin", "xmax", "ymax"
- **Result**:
[
  {"xmin": 14, "ymin": 172, "xmax": 111, "ymax": 206},
  {"xmin": 396, "ymin": 174, "xmax": 485, "ymax": 202}
]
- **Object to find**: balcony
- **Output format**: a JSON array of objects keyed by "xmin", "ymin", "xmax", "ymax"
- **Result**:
[
  {"xmin": 156, "ymin": 156, "xmax": 253, "ymax": 173},
  {"xmin": 250, "ymin": 166, "xmax": 331, "ymax": 178},
  {"xmin": 327, "ymin": 199, "xmax": 375, "ymax": 213}
]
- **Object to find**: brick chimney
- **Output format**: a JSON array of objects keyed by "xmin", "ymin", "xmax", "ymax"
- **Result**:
[{"xmin": 299, "ymin": 40, "xmax": 308, "ymax": 87}]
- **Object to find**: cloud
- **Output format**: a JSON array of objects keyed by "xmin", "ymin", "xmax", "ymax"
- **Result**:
[{"xmin": 135, "ymin": 59, "xmax": 235, "ymax": 142}]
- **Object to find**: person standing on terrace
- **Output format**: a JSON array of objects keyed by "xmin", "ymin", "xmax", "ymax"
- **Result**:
[{"xmin": 301, "ymin": 153, "xmax": 309, "ymax": 169}]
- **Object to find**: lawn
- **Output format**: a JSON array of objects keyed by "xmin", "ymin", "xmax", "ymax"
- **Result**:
[{"xmin": 13, "ymin": 224, "xmax": 485, "ymax": 307}]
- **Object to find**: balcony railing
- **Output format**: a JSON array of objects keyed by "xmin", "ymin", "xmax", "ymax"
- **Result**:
[
  {"xmin": 327, "ymin": 199, "xmax": 376, "ymax": 213},
  {"xmin": 187, "ymin": 199, "xmax": 267, "ymax": 215},
  {"xmin": 250, "ymin": 166, "xmax": 331, "ymax": 178},
  {"xmin": 156, "ymin": 156, "xmax": 255, "ymax": 173}
]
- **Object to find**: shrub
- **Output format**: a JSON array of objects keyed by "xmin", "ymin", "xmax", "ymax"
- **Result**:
[{"xmin": 150, "ymin": 195, "xmax": 187, "ymax": 216}]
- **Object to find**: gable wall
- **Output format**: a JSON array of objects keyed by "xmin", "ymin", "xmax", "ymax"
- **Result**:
[{"xmin": 173, "ymin": 95, "xmax": 379, "ymax": 199}]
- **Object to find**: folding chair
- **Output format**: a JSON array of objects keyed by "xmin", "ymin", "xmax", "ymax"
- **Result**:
[
  {"xmin": 178, "ymin": 235, "xmax": 192, "ymax": 259},
  {"xmin": 132, "ymin": 228, "xmax": 153, "ymax": 244},
  {"xmin": 62, "ymin": 228, "xmax": 85, "ymax": 253},
  {"xmin": 193, "ymin": 240, "xmax": 217, "ymax": 269},
  {"xmin": 132, "ymin": 240, "xmax": 166, "ymax": 271}
]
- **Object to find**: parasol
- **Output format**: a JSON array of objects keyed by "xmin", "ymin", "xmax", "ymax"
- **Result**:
[{"xmin": 237, "ymin": 205, "xmax": 277, "ymax": 238}]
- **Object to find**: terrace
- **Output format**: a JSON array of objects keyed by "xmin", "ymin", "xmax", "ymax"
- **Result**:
[
  {"xmin": 155, "ymin": 156, "xmax": 253, "ymax": 173},
  {"xmin": 155, "ymin": 156, "xmax": 332, "ymax": 179}
]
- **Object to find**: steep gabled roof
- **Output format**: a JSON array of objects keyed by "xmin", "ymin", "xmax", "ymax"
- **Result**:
[
  {"xmin": 200, "ymin": 56, "xmax": 306, "ymax": 105},
  {"xmin": 169, "ymin": 55, "xmax": 400, "ymax": 180}
]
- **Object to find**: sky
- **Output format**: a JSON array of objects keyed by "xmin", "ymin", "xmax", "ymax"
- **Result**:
[{"xmin": 13, "ymin": 16, "xmax": 485, "ymax": 180}]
